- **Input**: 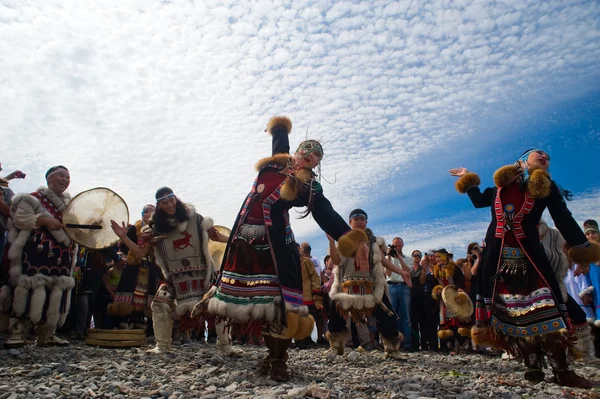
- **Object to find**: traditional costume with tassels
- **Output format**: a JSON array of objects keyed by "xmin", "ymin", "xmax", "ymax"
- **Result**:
[
  {"xmin": 455, "ymin": 150, "xmax": 600, "ymax": 387},
  {"xmin": 109, "ymin": 218, "xmax": 161, "ymax": 328},
  {"xmin": 327, "ymin": 226, "xmax": 405, "ymax": 359},
  {"xmin": 203, "ymin": 116, "xmax": 352, "ymax": 381},
  {"xmin": 430, "ymin": 252, "xmax": 472, "ymax": 348},
  {"xmin": 4, "ymin": 187, "xmax": 76, "ymax": 347}
]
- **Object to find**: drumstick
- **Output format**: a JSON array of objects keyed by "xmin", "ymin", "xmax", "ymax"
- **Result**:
[{"xmin": 65, "ymin": 223, "xmax": 103, "ymax": 230}]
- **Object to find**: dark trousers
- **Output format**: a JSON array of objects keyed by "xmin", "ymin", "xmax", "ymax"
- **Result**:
[
  {"xmin": 424, "ymin": 296, "xmax": 439, "ymax": 350},
  {"xmin": 410, "ymin": 295, "xmax": 428, "ymax": 350},
  {"xmin": 328, "ymin": 293, "xmax": 398, "ymax": 340}
]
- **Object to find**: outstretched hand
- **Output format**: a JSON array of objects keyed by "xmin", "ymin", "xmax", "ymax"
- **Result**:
[
  {"xmin": 110, "ymin": 220, "xmax": 128, "ymax": 238},
  {"xmin": 449, "ymin": 167, "xmax": 469, "ymax": 177}
]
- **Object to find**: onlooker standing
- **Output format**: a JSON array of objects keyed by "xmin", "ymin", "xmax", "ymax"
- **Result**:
[
  {"xmin": 409, "ymin": 250, "xmax": 427, "ymax": 350},
  {"xmin": 300, "ymin": 242, "xmax": 323, "ymax": 277},
  {"xmin": 386, "ymin": 237, "xmax": 413, "ymax": 350},
  {"xmin": 422, "ymin": 251, "xmax": 440, "ymax": 351}
]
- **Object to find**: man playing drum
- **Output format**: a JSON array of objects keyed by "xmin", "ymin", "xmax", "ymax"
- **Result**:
[{"xmin": 3, "ymin": 166, "xmax": 76, "ymax": 347}]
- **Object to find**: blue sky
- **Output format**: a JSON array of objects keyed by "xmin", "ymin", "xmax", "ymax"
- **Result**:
[{"xmin": 1, "ymin": 0, "xmax": 599, "ymax": 261}]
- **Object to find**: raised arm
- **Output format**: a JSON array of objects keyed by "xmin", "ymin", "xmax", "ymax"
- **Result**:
[
  {"xmin": 450, "ymin": 167, "xmax": 495, "ymax": 208},
  {"xmin": 110, "ymin": 220, "xmax": 151, "ymax": 260},
  {"xmin": 267, "ymin": 116, "xmax": 292, "ymax": 155}
]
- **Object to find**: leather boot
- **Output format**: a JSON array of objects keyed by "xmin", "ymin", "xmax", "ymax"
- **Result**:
[
  {"xmin": 256, "ymin": 334, "xmax": 274, "ymax": 376},
  {"xmin": 269, "ymin": 337, "xmax": 292, "ymax": 382},
  {"xmin": 326, "ymin": 330, "xmax": 348, "ymax": 355},
  {"xmin": 381, "ymin": 334, "xmax": 405, "ymax": 360},
  {"xmin": 147, "ymin": 301, "xmax": 173, "ymax": 354},
  {"xmin": 550, "ymin": 347, "xmax": 595, "ymax": 388},
  {"xmin": 4, "ymin": 318, "xmax": 27, "ymax": 349}
]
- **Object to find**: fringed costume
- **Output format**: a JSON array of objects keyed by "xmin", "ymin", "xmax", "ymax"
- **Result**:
[
  {"xmin": 431, "ymin": 255, "xmax": 472, "ymax": 351},
  {"xmin": 327, "ymin": 229, "xmax": 404, "ymax": 359},
  {"xmin": 202, "ymin": 116, "xmax": 352, "ymax": 381},
  {"xmin": 456, "ymin": 163, "xmax": 600, "ymax": 386},
  {"xmin": 141, "ymin": 204, "xmax": 234, "ymax": 354},
  {"xmin": 5, "ymin": 187, "xmax": 76, "ymax": 347},
  {"xmin": 109, "ymin": 219, "xmax": 160, "ymax": 329}
]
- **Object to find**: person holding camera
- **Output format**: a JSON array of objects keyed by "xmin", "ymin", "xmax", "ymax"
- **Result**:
[{"xmin": 386, "ymin": 237, "xmax": 413, "ymax": 351}]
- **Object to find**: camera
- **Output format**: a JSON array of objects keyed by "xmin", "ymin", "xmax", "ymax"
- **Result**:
[{"xmin": 388, "ymin": 245, "xmax": 397, "ymax": 257}]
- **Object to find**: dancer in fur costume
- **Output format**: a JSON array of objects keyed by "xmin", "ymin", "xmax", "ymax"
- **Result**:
[
  {"xmin": 109, "ymin": 204, "xmax": 161, "ymax": 330},
  {"xmin": 4, "ymin": 166, "xmax": 76, "ymax": 348},
  {"xmin": 111, "ymin": 187, "xmax": 236, "ymax": 355},
  {"xmin": 430, "ymin": 248, "xmax": 472, "ymax": 354},
  {"xmin": 194, "ymin": 116, "xmax": 370, "ymax": 382},
  {"xmin": 327, "ymin": 209, "xmax": 411, "ymax": 360},
  {"xmin": 450, "ymin": 149, "xmax": 600, "ymax": 388},
  {"xmin": 537, "ymin": 220, "xmax": 596, "ymax": 363}
]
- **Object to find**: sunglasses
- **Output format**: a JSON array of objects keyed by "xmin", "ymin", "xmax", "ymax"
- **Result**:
[
  {"xmin": 157, "ymin": 193, "xmax": 175, "ymax": 204},
  {"xmin": 412, "ymin": 254, "xmax": 422, "ymax": 258}
]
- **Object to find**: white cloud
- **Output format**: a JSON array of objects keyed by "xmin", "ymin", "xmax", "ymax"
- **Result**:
[{"xmin": 0, "ymin": 0, "xmax": 598, "ymax": 244}]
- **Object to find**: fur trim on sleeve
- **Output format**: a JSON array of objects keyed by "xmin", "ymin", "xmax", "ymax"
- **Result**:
[
  {"xmin": 455, "ymin": 173, "xmax": 481, "ymax": 194},
  {"xmin": 527, "ymin": 169, "xmax": 552, "ymax": 199},
  {"xmin": 337, "ymin": 230, "xmax": 368, "ymax": 258},
  {"xmin": 493, "ymin": 165, "xmax": 519, "ymax": 188},
  {"xmin": 255, "ymin": 153, "xmax": 292, "ymax": 171},
  {"xmin": 266, "ymin": 116, "xmax": 292, "ymax": 136},
  {"xmin": 569, "ymin": 241, "xmax": 600, "ymax": 265}
]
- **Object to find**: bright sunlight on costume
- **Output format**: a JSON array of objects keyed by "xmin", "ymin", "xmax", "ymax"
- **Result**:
[
  {"xmin": 453, "ymin": 149, "xmax": 600, "ymax": 388},
  {"xmin": 200, "ymin": 116, "xmax": 354, "ymax": 381}
]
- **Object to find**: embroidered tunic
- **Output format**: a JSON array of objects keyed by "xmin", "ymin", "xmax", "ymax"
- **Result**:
[
  {"xmin": 466, "ymin": 169, "xmax": 591, "ymax": 350},
  {"xmin": 152, "ymin": 210, "xmax": 214, "ymax": 317},
  {"xmin": 209, "ymin": 121, "xmax": 351, "ymax": 327}
]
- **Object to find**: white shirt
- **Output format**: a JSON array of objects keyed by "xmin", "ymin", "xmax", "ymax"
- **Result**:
[
  {"xmin": 310, "ymin": 257, "xmax": 322, "ymax": 276},
  {"xmin": 387, "ymin": 255, "xmax": 410, "ymax": 283}
]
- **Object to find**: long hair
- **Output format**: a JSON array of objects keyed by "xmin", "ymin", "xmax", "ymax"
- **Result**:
[{"xmin": 151, "ymin": 198, "xmax": 189, "ymax": 234}]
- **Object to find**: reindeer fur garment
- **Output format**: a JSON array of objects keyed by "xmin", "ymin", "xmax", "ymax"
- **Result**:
[
  {"xmin": 151, "ymin": 204, "xmax": 215, "ymax": 317},
  {"xmin": 6, "ymin": 188, "xmax": 76, "ymax": 327},
  {"xmin": 329, "ymin": 236, "xmax": 388, "ymax": 312}
]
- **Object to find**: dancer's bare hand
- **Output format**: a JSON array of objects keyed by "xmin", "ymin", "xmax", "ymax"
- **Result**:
[
  {"xmin": 449, "ymin": 167, "xmax": 469, "ymax": 177},
  {"xmin": 110, "ymin": 220, "xmax": 128, "ymax": 238}
]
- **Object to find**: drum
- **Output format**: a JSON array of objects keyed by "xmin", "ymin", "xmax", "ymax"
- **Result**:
[{"xmin": 62, "ymin": 187, "xmax": 129, "ymax": 249}]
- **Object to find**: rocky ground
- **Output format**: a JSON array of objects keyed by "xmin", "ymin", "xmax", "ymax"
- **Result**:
[{"xmin": 2, "ymin": 340, "xmax": 600, "ymax": 399}]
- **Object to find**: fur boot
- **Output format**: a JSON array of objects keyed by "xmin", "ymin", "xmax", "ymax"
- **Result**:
[
  {"xmin": 4, "ymin": 318, "xmax": 28, "ymax": 348},
  {"xmin": 326, "ymin": 330, "xmax": 349, "ymax": 355},
  {"xmin": 257, "ymin": 334, "xmax": 274, "ymax": 376},
  {"xmin": 381, "ymin": 334, "xmax": 405, "ymax": 360},
  {"xmin": 215, "ymin": 320, "xmax": 243, "ymax": 357},
  {"xmin": 35, "ymin": 323, "xmax": 68, "ymax": 346},
  {"xmin": 147, "ymin": 301, "xmax": 173, "ymax": 354},
  {"xmin": 268, "ymin": 337, "xmax": 292, "ymax": 382}
]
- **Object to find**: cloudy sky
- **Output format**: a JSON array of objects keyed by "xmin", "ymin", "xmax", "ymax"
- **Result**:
[{"xmin": 2, "ymin": 0, "xmax": 599, "ymax": 260}]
